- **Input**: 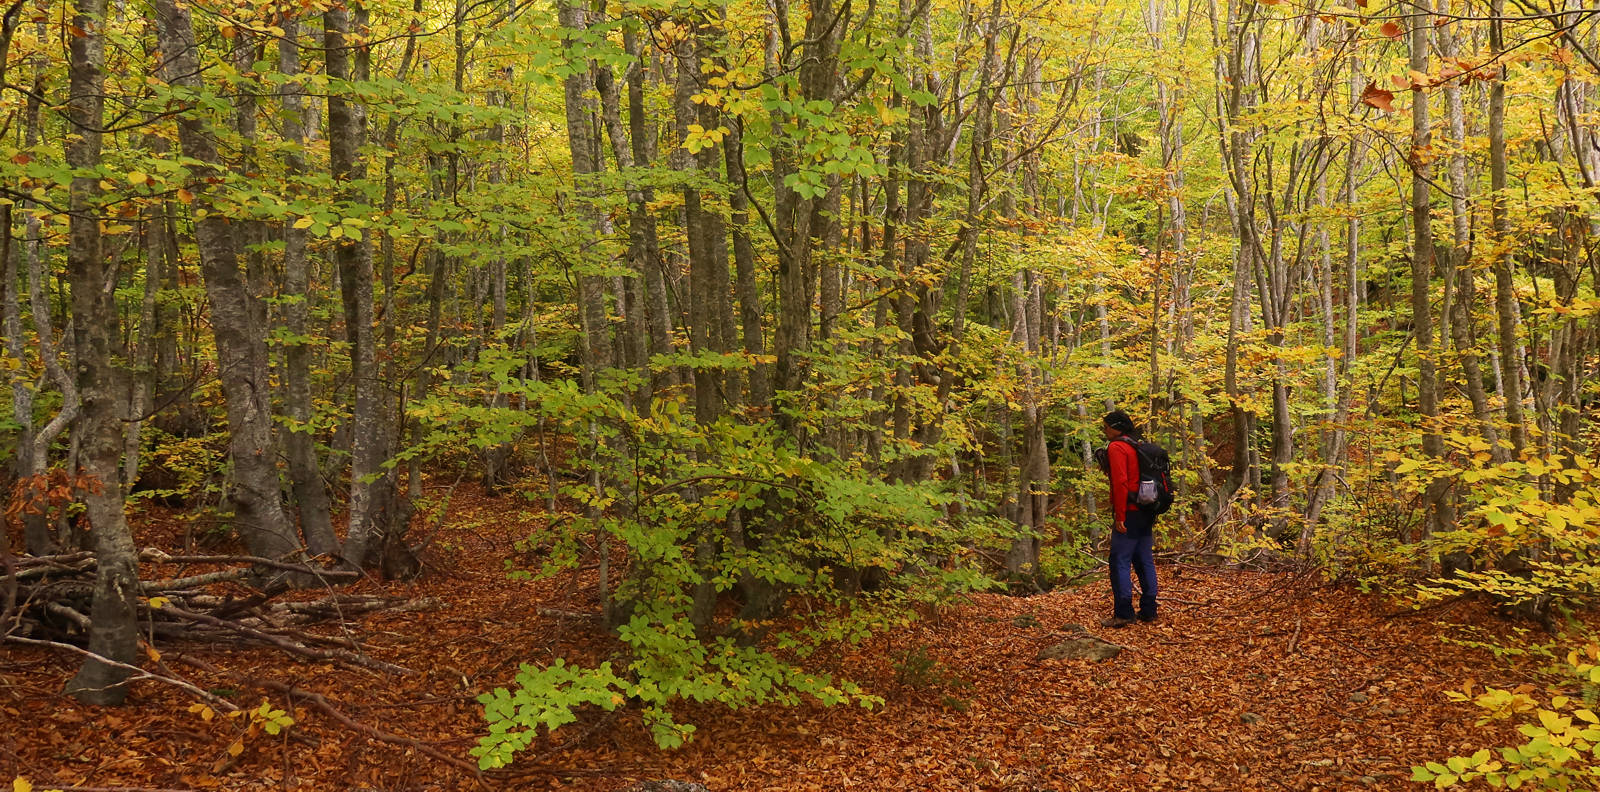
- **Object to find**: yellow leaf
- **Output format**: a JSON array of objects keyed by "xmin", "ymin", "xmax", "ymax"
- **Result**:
[
  {"xmin": 292, "ymin": 217, "xmax": 314, "ymax": 229},
  {"xmin": 227, "ymin": 739, "xmax": 244, "ymax": 757},
  {"xmin": 127, "ymin": 171, "xmax": 147, "ymax": 185},
  {"xmin": 148, "ymin": 596, "xmax": 170, "ymax": 609},
  {"xmin": 15, "ymin": 778, "xmax": 34, "ymax": 792}
]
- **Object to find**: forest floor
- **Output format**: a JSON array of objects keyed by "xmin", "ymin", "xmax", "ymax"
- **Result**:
[{"xmin": 2, "ymin": 486, "xmax": 1536, "ymax": 792}]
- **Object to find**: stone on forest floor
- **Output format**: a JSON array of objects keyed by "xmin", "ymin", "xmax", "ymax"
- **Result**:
[
  {"xmin": 622, "ymin": 781, "xmax": 713, "ymax": 792},
  {"xmin": 1036, "ymin": 633, "xmax": 1122, "ymax": 662}
]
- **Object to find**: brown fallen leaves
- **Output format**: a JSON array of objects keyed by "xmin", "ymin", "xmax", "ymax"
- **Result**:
[{"xmin": 1, "ymin": 489, "xmax": 1534, "ymax": 791}]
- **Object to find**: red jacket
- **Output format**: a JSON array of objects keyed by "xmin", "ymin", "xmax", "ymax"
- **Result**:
[{"xmin": 1107, "ymin": 438, "xmax": 1141, "ymax": 523}]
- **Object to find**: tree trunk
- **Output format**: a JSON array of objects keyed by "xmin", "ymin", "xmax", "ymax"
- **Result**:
[
  {"xmin": 153, "ymin": 0, "xmax": 302, "ymax": 565},
  {"xmin": 1489, "ymin": 0, "xmax": 1527, "ymax": 455},
  {"xmin": 1439, "ymin": 14, "xmax": 1500, "ymax": 462},
  {"xmin": 279, "ymin": 17, "xmax": 337, "ymax": 556},
  {"xmin": 1409, "ymin": 3, "xmax": 1445, "ymax": 543},
  {"xmin": 623, "ymin": 25, "xmax": 677, "ymax": 398},
  {"xmin": 62, "ymin": 0, "xmax": 141, "ymax": 705},
  {"xmin": 326, "ymin": 3, "xmax": 390, "ymax": 569}
]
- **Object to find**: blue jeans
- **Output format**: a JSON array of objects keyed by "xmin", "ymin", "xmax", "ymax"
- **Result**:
[{"xmin": 1109, "ymin": 509, "xmax": 1157, "ymax": 620}]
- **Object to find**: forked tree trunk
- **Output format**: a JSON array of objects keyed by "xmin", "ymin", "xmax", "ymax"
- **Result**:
[{"xmin": 153, "ymin": 0, "xmax": 302, "ymax": 564}]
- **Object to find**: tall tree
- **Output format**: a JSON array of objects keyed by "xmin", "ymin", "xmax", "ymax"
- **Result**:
[
  {"xmin": 326, "ymin": 1, "xmax": 392, "ymax": 569},
  {"xmin": 62, "ymin": 0, "xmax": 140, "ymax": 705},
  {"xmin": 153, "ymin": 0, "xmax": 302, "ymax": 565},
  {"xmin": 277, "ymin": 17, "xmax": 337, "ymax": 556}
]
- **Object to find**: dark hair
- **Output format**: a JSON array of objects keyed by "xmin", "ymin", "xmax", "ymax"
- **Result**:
[{"xmin": 1103, "ymin": 409, "xmax": 1141, "ymax": 439}]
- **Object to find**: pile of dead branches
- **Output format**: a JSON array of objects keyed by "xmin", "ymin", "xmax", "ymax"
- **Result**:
[{"xmin": 1, "ymin": 547, "xmax": 428, "ymax": 675}]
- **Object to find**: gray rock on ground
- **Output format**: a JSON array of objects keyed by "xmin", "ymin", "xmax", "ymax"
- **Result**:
[
  {"xmin": 621, "ymin": 782, "xmax": 712, "ymax": 792},
  {"xmin": 1036, "ymin": 626, "xmax": 1122, "ymax": 662}
]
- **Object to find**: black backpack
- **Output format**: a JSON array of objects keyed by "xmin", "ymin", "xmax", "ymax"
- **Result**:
[{"xmin": 1116, "ymin": 436, "xmax": 1176, "ymax": 516}]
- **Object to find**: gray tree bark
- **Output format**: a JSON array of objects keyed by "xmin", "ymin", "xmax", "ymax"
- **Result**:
[
  {"xmin": 1409, "ymin": 4, "xmax": 1446, "ymax": 542},
  {"xmin": 279, "ymin": 17, "xmax": 337, "ymax": 556},
  {"xmin": 62, "ymin": 0, "xmax": 141, "ymax": 705},
  {"xmin": 1488, "ymin": 0, "xmax": 1527, "ymax": 455},
  {"xmin": 326, "ymin": 3, "xmax": 391, "ymax": 568},
  {"xmin": 153, "ymin": 0, "xmax": 302, "ymax": 564}
]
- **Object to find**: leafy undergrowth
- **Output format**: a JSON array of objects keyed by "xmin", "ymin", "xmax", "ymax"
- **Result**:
[{"xmin": 2, "ymin": 487, "xmax": 1537, "ymax": 791}]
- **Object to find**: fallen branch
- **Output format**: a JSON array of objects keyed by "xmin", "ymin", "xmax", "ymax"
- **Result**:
[
  {"xmin": 143, "ymin": 567, "xmax": 256, "ymax": 592},
  {"xmin": 163, "ymin": 605, "xmax": 412, "ymax": 676},
  {"xmin": 168, "ymin": 654, "xmax": 487, "ymax": 783},
  {"xmin": 2, "ymin": 634, "xmax": 237, "ymax": 713},
  {"xmin": 24, "ymin": 785, "xmax": 219, "ymax": 792}
]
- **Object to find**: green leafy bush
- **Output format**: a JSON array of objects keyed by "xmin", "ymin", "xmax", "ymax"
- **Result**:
[
  {"xmin": 403, "ymin": 363, "xmax": 1009, "ymax": 768},
  {"xmin": 1414, "ymin": 641, "xmax": 1600, "ymax": 790}
]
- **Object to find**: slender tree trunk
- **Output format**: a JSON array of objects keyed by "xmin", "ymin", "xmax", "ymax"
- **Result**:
[
  {"xmin": 8, "ymin": 34, "xmax": 73, "ymax": 554},
  {"xmin": 560, "ymin": 0, "xmax": 615, "ymax": 387},
  {"xmin": 726, "ymin": 120, "xmax": 768, "ymax": 408},
  {"xmin": 1217, "ymin": 0, "xmax": 1260, "ymax": 514},
  {"xmin": 595, "ymin": 46, "xmax": 652, "ymax": 408},
  {"xmin": 1302, "ymin": 57, "xmax": 1363, "ymax": 546},
  {"xmin": 279, "ymin": 17, "xmax": 337, "ymax": 556},
  {"xmin": 1489, "ymin": 0, "xmax": 1527, "ymax": 455},
  {"xmin": 1409, "ymin": 2, "xmax": 1446, "ymax": 543},
  {"xmin": 558, "ymin": 0, "xmax": 618, "ymax": 621},
  {"xmin": 1440, "ymin": 12, "xmax": 1499, "ymax": 461},
  {"xmin": 623, "ymin": 26, "xmax": 677, "ymax": 398},
  {"xmin": 326, "ymin": 2, "xmax": 388, "ymax": 568}
]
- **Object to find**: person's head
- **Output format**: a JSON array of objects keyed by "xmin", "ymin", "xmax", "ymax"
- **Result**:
[{"xmin": 1102, "ymin": 409, "xmax": 1139, "ymax": 440}]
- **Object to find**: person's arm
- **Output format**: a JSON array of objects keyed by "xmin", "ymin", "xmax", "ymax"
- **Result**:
[{"xmin": 1108, "ymin": 440, "xmax": 1134, "ymax": 529}]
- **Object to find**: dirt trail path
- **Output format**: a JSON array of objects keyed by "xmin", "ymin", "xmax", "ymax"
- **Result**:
[{"xmin": 3, "ymin": 492, "xmax": 1518, "ymax": 791}]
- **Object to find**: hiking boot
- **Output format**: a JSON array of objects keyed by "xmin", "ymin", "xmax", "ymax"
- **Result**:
[
  {"xmin": 1099, "ymin": 616, "xmax": 1136, "ymax": 629},
  {"xmin": 1138, "ymin": 615, "xmax": 1158, "ymax": 624}
]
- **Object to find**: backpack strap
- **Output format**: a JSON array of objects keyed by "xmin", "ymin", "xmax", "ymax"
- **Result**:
[{"xmin": 1113, "ymin": 436, "xmax": 1144, "ymax": 475}]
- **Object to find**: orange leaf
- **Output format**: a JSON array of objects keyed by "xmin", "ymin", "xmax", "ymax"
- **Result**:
[
  {"xmin": 1360, "ymin": 81, "xmax": 1397, "ymax": 113},
  {"xmin": 1380, "ymin": 21, "xmax": 1403, "ymax": 39}
]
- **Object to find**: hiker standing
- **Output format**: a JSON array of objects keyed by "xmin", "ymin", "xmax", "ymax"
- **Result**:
[{"xmin": 1100, "ymin": 410, "xmax": 1158, "ymax": 628}]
